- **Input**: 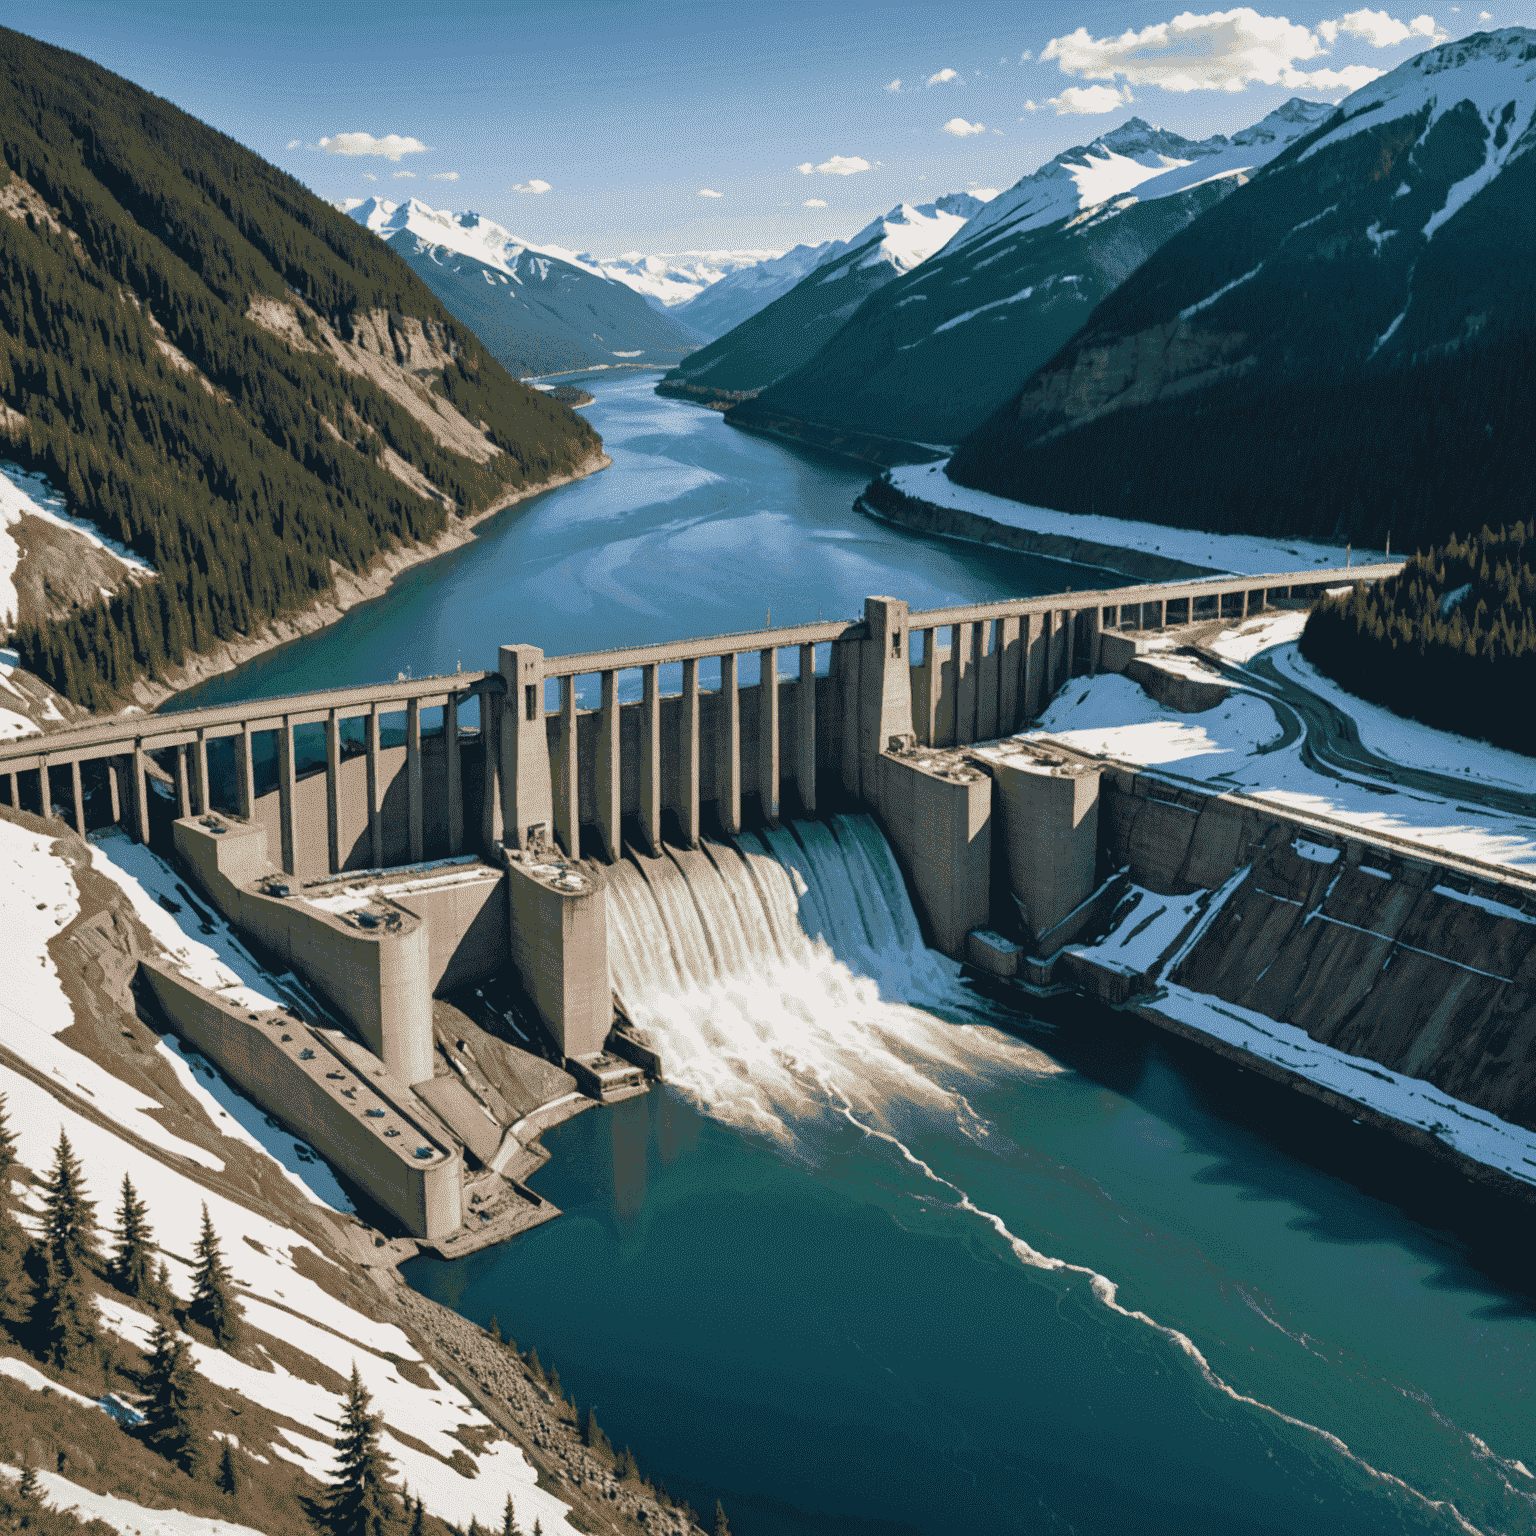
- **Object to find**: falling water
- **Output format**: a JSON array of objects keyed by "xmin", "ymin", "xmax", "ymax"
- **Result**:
[{"xmin": 604, "ymin": 813, "xmax": 1058, "ymax": 1146}]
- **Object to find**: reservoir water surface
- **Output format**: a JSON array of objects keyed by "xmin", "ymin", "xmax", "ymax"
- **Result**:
[{"xmin": 180, "ymin": 377, "xmax": 1535, "ymax": 1535}]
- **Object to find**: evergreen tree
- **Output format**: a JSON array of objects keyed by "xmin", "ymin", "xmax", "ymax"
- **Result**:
[
  {"xmin": 487, "ymin": 1316, "xmax": 500, "ymax": 1344},
  {"xmin": 500, "ymin": 1494, "xmax": 519, "ymax": 1536},
  {"xmin": 188, "ymin": 1205, "xmax": 241, "ymax": 1350},
  {"xmin": 467, "ymin": 1520, "xmax": 482, "ymax": 1536},
  {"xmin": 319, "ymin": 1364, "xmax": 397, "ymax": 1536},
  {"xmin": 531, "ymin": 1522, "xmax": 541, "ymax": 1536},
  {"xmin": 523, "ymin": 1348, "xmax": 542, "ymax": 1382},
  {"xmin": 16, "ymin": 1465, "xmax": 40, "ymax": 1503},
  {"xmin": 216, "ymin": 1440, "xmax": 239, "ymax": 1497},
  {"xmin": 0, "ymin": 1205, "xmax": 28, "ymax": 1325},
  {"xmin": 109, "ymin": 1174, "xmax": 154, "ymax": 1299},
  {"xmin": 142, "ymin": 1321, "xmax": 203, "ymax": 1475},
  {"xmin": 154, "ymin": 1260, "xmax": 172, "ymax": 1309},
  {"xmin": 713, "ymin": 1500, "xmax": 731, "ymax": 1536},
  {"xmin": 408, "ymin": 1498, "xmax": 425, "ymax": 1536},
  {"xmin": 39, "ymin": 1130, "xmax": 96, "ymax": 1266},
  {"xmin": 0, "ymin": 1094, "xmax": 17, "ymax": 1192},
  {"xmin": 619, "ymin": 1448, "xmax": 640, "ymax": 1482},
  {"xmin": 29, "ymin": 1243, "xmax": 97, "ymax": 1367}
]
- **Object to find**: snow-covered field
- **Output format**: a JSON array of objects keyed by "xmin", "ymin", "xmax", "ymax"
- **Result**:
[
  {"xmin": 0, "ymin": 1461, "xmax": 269, "ymax": 1536},
  {"xmin": 0, "ymin": 814, "xmax": 578, "ymax": 1534},
  {"xmin": 1021, "ymin": 613, "xmax": 1536, "ymax": 871},
  {"xmin": 0, "ymin": 461, "xmax": 154, "ymax": 629},
  {"xmin": 887, "ymin": 461, "xmax": 1388, "ymax": 576}
]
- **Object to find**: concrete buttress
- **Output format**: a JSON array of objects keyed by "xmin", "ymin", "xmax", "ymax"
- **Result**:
[{"xmin": 500, "ymin": 645, "xmax": 553, "ymax": 851}]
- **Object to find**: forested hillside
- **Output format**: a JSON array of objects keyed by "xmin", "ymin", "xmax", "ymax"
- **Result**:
[
  {"xmin": 946, "ymin": 30, "xmax": 1536, "ymax": 554},
  {"xmin": 1303, "ymin": 524, "xmax": 1536, "ymax": 756},
  {"xmin": 0, "ymin": 27, "xmax": 601, "ymax": 706}
]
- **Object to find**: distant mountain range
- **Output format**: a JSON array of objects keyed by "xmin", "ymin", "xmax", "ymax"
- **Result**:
[
  {"xmin": 725, "ymin": 101, "xmax": 1331, "ymax": 458},
  {"xmin": 579, "ymin": 249, "xmax": 780, "ymax": 315},
  {"xmin": 347, "ymin": 198, "xmax": 703, "ymax": 377},
  {"xmin": 946, "ymin": 27, "xmax": 1536, "ymax": 550},
  {"xmin": 657, "ymin": 193, "xmax": 991, "ymax": 409}
]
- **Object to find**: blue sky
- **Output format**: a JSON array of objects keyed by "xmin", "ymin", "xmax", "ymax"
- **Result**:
[{"xmin": 5, "ymin": 0, "xmax": 1534, "ymax": 254}]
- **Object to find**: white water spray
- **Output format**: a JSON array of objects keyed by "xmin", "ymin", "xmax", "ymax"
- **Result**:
[
  {"xmin": 605, "ymin": 814, "xmax": 1057, "ymax": 1145},
  {"xmin": 606, "ymin": 813, "xmax": 1491, "ymax": 1534}
]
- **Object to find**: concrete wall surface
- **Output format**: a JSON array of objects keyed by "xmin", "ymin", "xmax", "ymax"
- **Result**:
[
  {"xmin": 139, "ymin": 957, "xmax": 462, "ymax": 1238},
  {"xmin": 504, "ymin": 852, "xmax": 611, "ymax": 1058},
  {"xmin": 1089, "ymin": 771, "xmax": 1536, "ymax": 1131},
  {"xmin": 874, "ymin": 752, "xmax": 991, "ymax": 959},
  {"xmin": 991, "ymin": 755, "xmax": 1101, "ymax": 947},
  {"xmin": 359, "ymin": 868, "xmax": 507, "ymax": 994}
]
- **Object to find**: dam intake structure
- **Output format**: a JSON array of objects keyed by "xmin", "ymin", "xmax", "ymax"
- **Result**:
[{"xmin": 12, "ymin": 555, "xmax": 1530, "ymax": 1240}]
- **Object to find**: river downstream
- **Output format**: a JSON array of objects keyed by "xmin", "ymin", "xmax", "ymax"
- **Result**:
[{"xmin": 176, "ymin": 378, "xmax": 1535, "ymax": 1536}]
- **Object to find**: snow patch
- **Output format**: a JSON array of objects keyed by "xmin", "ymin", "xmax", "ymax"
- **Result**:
[
  {"xmin": 0, "ymin": 1462, "xmax": 270, "ymax": 1536},
  {"xmin": 1179, "ymin": 264, "xmax": 1262, "ymax": 320}
]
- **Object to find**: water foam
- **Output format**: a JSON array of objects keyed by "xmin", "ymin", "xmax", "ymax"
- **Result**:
[{"xmin": 606, "ymin": 814, "xmax": 1493, "ymax": 1533}]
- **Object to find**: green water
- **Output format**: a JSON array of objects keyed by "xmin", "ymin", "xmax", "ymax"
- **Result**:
[{"xmin": 168, "ymin": 376, "xmax": 1535, "ymax": 1534}]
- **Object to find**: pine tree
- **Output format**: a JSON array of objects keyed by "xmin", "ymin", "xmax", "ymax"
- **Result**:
[
  {"xmin": 216, "ymin": 1440, "xmax": 239, "ymax": 1496},
  {"xmin": 531, "ymin": 1523, "xmax": 541, "ymax": 1536},
  {"xmin": 142, "ymin": 1321, "xmax": 203, "ymax": 1475},
  {"xmin": 39, "ymin": 1130, "xmax": 96, "ymax": 1266},
  {"xmin": 29, "ymin": 1242, "xmax": 97, "ymax": 1367},
  {"xmin": 487, "ymin": 1316, "xmax": 500, "ymax": 1344},
  {"xmin": 0, "ymin": 1205, "xmax": 28, "ymax": 1325},
  {"xmin": 188, "ymin": 1205, "xmax": 241, "ymax": 1350},
  {"xmin": 408, "ymin": 1498, "xmax": 425, "ymax": 1536},
  {"xmin": 110, "ymin": 1174, "xmax": 154, "ymax": 1299},
  {"xmin": 467, "ymin": 1520, "xmax": 482, "ymax": 1536},
  {"xmin": 523, "ymin": 1348, "xmax": 542, "ymax": 1382},
  {"xmin": 713, "ymin": 1501, "xmax": 731, "ymax": 1536},
  {"xmin": 500, "ymin": 1494, "xmax": 519, "ymax": 1536},
  {"xmin": 0, "ymin": 1094, "xmax": 17, "ymax": 1192},
  {"xmin": 16, "ymin": 1464, "xmax": 40, "ymax": 1503},
  {"xmin": 319, "ymin": 1364, "xmax": 397, "ymax": 1536},
  {"xmin": 154, "ymin": 1260, "xmax": 172, "ymax": 1308}
]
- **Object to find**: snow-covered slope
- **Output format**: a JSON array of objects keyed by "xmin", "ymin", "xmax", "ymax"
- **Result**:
[
  {"xmin": 579, "ymin": 249, "xmax": 781, "ymax": 310},
  {"xmin": 347, "ymin": 198, "xmax": 701, "ymax": 376},
  {"xmin": 668, "ymin": 243, "xmax": 850, "ymax": 339},
  {"xmin": 946, "ymin": 27, "xmax": 1536, "ymax": 550},
  {"xmin": 729, "ymin": 102, "xmax": 1330, "ymax": 452},
  {"xmin": 657, "ymin": 192, "xmax": 991, "ymax": 404}
]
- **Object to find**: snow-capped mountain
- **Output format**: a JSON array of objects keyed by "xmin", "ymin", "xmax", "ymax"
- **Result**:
[
  {"xmin": 669, "ymin": 242, "xmax": 852, "ymax": 339},
  {"xmin": 727, "ymin": 101, "xmax": 1331, "ymax": 454},
  {"xmin": 346, "ymin": 198, "xmax": 701, "ymax": 376},
  {"xmin": 946, "ymin": 28, "xmax": 1536, "ymax": 552},
  {"xmin": 657, "ymin": 193, "xmax": 991, "ymax": 405},
  {"xmin": 580, "ymin": 249, "xmax": 782, "ymax": 310}
]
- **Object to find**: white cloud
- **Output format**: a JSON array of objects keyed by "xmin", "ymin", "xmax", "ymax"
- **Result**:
[
  {"xmin": 803, "ymin": 198, "xmax": 828, "ymax": 207},
  {"xmin": 1046, "ymin": 84, "xmax": 1129, "ymax": 113},
  {"xmin": 428, "ymin": 171, "xmax": 460, "ymax": 181},
  {"xmin": 1320, "ymin": 10, "xmax": 1446, "ymax": 45},
  {"xmin": 1023, "ymin": 99, "xmax": 1041, "ymax": 112},
  {"xmin": 338, "ymin": 197, "xmax": 364, "ymax": 212},
  {"xmin": 942, "ymin": 117, "xmax": 988, "ymax": 136},
  {"xmin": 318, "ymin": 132, "xmax": 429, "ymax": 161},
  {"xmin": 1480, "ymin": 8, "xmax": 1492, "ymax": 15},
  {"xmin": 361, "ymin": 172, "xmax": 378, "ymax": 181},
  {"xmin": 286, "ymin": 138, "xmax": 301, "ymax": 149},
  {"xmin": 698, "ymin": 188, "xmax": 723, "ymax": 198},
  {"xmin": 393, "ymin": 170, "xmax": 415, "ymax": 179},
  {"xmin": 1020, "ymin": 49, "xmax": 1035, "ymax": 61},
  {"xmin": 886, "ymin": 78, "xmax": 902, "ymax": 91},
  {"xmin": 513, "ymin": 179, "xmax": 552, "ymax": 194},
  {"xmin": 927, "ymin": 67, "xmax": 961, "ymax": 85},
  {"xmin": 797, "ymin": 155, "xmax": 873, "ymax": 175},
  {"xmin": 1040, "ymin": 9, "xmax": 1404, "ymax": 96}
]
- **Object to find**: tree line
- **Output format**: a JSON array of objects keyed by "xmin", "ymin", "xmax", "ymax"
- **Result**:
[
  {"xmin": 1301, "ymin": 522, "xmax": 1536, "ymax": 755},
  {"xmin": 0, "ymin": 27, "xmax": 598, "ymax": 707}
]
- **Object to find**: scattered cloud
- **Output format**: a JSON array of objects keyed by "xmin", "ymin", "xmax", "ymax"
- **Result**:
[
  {"xmin": 338, "ymin": 197, "xmax": 364, "ymax": 212},
  {"xmin": 1019, "ymin": 49, "xmax": 1034, "ymax": 62},
  {"xmin": 393, "ymin": 170, "xmax": 415, "ymax": 179},
  {"xmin": 885, "ymin": 78, "xmax": 902, "ymax": 91},
  {"xmin": 361, "ymin": 172, "xmax": 378, "ymax": 181},
  {"xmin": 1480, "ymin": 8, "xmax": 1492, "ymax": 15},
  {"xmin": 698, "ymin": 188, "xmax": 723, "ymax": 198},
  {"xmin": 926, "ymin": 67, "xmax": 961, "ymax": 85},
  {"xmin": 1038, "ymin": 9, "xmax": 1412, "ymax": 96},
  {"xmin": 1047, "ymin": 84, "xmax": 1131, "ymax": 113},
  {"xmin": 513, "ymin": 179, "xmax": 552, "ymax": 194},
  {"xmin": 803, "ymin": 198, "xmax": 828, "ymax": 207},
  {"xmin": 1023, "ymin": 99, "xmax": 1041, "ymax": 112},
  {"xmin": 318, "ymin": 132, "xmax": 429, "ymax": 161},
  {"xmin": 286, "ymin": 138, "xmax": 301, "ymax": 149},
  {"xmin": 797, "ymin": 155, "xmax": 873, "ymax": 175},
  {"xmin": 1319, "ymin": 10, "xmax": 1446, "ymax": 45},
  {"xmin": 429, "ymin": 171, "xmax": 460, "ymax": 181},
  {"xmin": 942, "ymin": 117, "xmax": 988, "ymax": 136}
]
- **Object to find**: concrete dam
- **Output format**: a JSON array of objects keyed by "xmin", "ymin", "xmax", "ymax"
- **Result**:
[{"xmin": 11, "ymin": 557, "xmax": 1527, "ymax": 1242}]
